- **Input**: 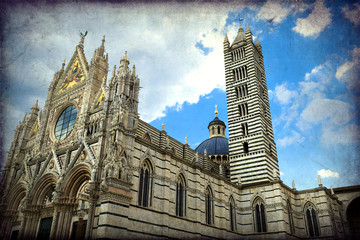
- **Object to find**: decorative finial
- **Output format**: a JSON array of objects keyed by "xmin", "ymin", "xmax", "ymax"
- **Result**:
[
  {"xmin": 162, "ymin": 122, "xmax": 165, "ymax": 131},
  {"xmin": 215, "ymin": 104, "xmax": 218, "ymax": 117},
  {"xmin": 125, "ymin": 51, "xmax": 127, "ymax": 60},
  {"xmin": 102, "ymin": 35, "xmax": 105, "ymax": 45},
  {"xmin": 292, "ymin": 180, "xmax": 296, "ymax": 190},
  {"xmin": 185, "ymin": 136, "xmax": 188, "ymax": 145},
  {"xmin": 62, "ymin": 59, "xmax": 66, "ymax": 70}
]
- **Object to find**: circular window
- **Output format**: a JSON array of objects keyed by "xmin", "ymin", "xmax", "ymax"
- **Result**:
[{"xmin": 54, "ymin": 105, "xmax": 77, "ymax": 140}]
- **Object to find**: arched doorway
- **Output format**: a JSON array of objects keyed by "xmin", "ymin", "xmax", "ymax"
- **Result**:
[{"xmin": 347, "ymin": 197, "xmax": 360, "ymax": 239}]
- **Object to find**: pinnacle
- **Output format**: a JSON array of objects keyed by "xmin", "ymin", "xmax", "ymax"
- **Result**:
[
  {"xmin": 246, "ymin": 23, "xmax": 251, "ymax": 33},
  {"xmin": 256, "ymin": 37, "xmax": 261, "ymax": 46},
  {"xmin": 224, "ymin": 34, "xmax": 229, "ymax": 42}
]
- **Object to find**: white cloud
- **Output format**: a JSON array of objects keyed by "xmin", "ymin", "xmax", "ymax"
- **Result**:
[
  {"xmin": 301, "ymin": 99, "xmax": 353, "ymax": 127},
  {"xmin": 317, "ymin": 169, "xmax": 340, "ymax": 178},
  {"xmin": 342, "ymin": 3, "xmax": 360, "ymax": 26},
  {"xmin": 257, "ymin": 1, "xmax": 292, "ymax": 24},
  {"xmin": 292, "ymin": 0, "xmax": 332, "ymax": 38},
  {"xmin": 335, "ymin": 47, "xmax": 360, "ymax": 88},
  {"xmin": 305, "ymin": 65, "xmax": 324, "ymax": 81},
  {"xmin": 273, "ymin": 83, "xmax": 297, "ymax": 105},
  {"xmin": 280, "ymin": 171, "xmax": 284, "ymax": 176},
  {"xmin": 277, "ymin": 130, "xmax": 305, "ymax": 147},
  {"xmin": 335, "ymin": 61, "xmax": 355, "ymax": 80}
]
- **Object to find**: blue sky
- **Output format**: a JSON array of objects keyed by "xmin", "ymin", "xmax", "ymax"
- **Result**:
[{"xmin": 1, "ymin": 0, "xmax": 359, "ymax": 190}]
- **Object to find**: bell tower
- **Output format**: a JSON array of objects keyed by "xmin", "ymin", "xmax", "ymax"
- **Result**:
[{"xmin": 224, "ymin": 23, "xmax": 279, "ymax": 184}]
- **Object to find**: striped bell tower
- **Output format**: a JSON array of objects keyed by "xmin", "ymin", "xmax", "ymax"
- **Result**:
[{"xmin": 224, "ymin": 23, "xmax": 279, "ymax": 184}]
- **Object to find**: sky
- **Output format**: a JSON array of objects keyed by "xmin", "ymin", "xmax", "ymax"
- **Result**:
[{"xmin": 1, "ymin": 0, "xmax": 359, "ymax": 190}]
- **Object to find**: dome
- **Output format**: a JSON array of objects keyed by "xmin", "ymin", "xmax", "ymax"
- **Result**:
[
  {"xmin": 195, "ymin": 136, "xmax": 229, "ymax": 155},
  {"xmin": 208, "ymin": 116, "xmax": 226, "ymax": 128}
]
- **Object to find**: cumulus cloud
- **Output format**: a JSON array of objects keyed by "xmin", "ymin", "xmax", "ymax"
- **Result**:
[
  {"xmin": 257, "ymin": 1, "xmax": 292, "ymax": 24},
  {"xmin": 273, "ymin": 83, "xmax": 297, "ymax": 105},
  {"xmin": 277, "ymin": 130, "xmax": 305, "ymax": 147},
  {"xmin": 292, "ymin": 0, "xmax": 332, "ymax": 38},
  {"xmin": 342, "ymin": 3, "xmax": 360, "ymax": 26},
  {"xmin": 317, "ymin": 169, "xmax": 340, "ymax": 178},
  {"xmin": 2, "ymin": 3, "xmax": 243, "ymax": 126}
]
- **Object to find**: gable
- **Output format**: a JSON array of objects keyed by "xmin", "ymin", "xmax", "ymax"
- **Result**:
[{"xmin": 58, "ymin": 58, "xmax": 86, "ymax": 93}]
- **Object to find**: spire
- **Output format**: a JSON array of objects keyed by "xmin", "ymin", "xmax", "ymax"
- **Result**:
[
  {"xmin": 97, "ymin": 35, "xmax": 106, "ymax": 56},
  {"xmin": 215, "ymin": 104, "xmax": 218, "ymax": 117},
  {"xmin": 31, "ymin": 100, "xmax": 39, "ymax": 110},
  {"xmin": 224, "ymin": 34, "xmax": 229, "ymax": 43},
  {"xmin": 231, "ymin": 23, "xmax": 246, "ymax": 47},
  {"xmin": 256, "ymin": 38, "xmax": 261, "ymax": 47},
  {"xmin": 23, "ymin": 112, "xmax": 28, "ymax": 123},
  {"xmin": 119, "ymin": 51, "xmax": 130, "ymax": 71},
  {"xmin": 246, "ymin": 23, "xmax": 251, "ymax": 34}
]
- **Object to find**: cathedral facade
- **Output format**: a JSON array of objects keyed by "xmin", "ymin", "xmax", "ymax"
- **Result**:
[{"xmin": 0, "ymin": 25, "xmax": 359, "ymax": 240}]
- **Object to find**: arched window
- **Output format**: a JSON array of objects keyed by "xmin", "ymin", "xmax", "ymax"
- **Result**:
[
  {"xmin": 229, "ymin": 197, "xmax": 237, "ymax": 231},
  {"xmin": 305, "ymin": 203, "xmax": 320, "ymax": 237},
  {"xmin": 253, "ymin": 197, "xmax": 267, "ymax": 232},
  {"xmin": 287, "ymin": 201, "xmax": 295, "ymax": 234},
  {"xmin": 217, "ymin": 126, "xmax": 220, "ymax": 134},
  {"xmin": 176, "ymin": 174, "xmax": 186, "ymax": 217},
  {"xmin": 205, "ymin": 186, "xmax": 214, "ymax": 225},
  {"xmin": 138, "ymin": 160, "xmax": 152, "ymax": 207}
]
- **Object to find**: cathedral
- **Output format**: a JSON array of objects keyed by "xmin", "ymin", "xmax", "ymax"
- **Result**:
[{"xmin": 0, "ymin": 24, "xmax": 359, "ymax": 240}]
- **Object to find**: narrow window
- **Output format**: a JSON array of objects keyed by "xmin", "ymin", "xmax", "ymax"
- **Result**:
[
  {"xmin": 218, "ymin": 126, "xmax": 220, "ymax": 134},
  {"xmin": 254, "ymin": 198, "xmax": 267, "ymax": 232},
  {"xmin": 205, "ymin": 187, "xmax": 214, "ymax": 225},
  {"xmin": 305, "ymin": 204, "xmax": 320, "ymax": 237},
  {"xmin": 243, "ymin": 142, "xmax": 249, "ymax": 153},
  {"xmin": 176, "ymin": 175, "xmax": 186, "ymax": 217},
  {"xmin": 138, "ymin": 161, "xmax": 152, "ymax": 207},
  {"xmin": 229, "ymin": 197, "xmax": 236, "ymax": 231},
  {"xmin": 242, "ymin": 123, "xmax": 248, "ymax": 136},
  {"xmin": 287, "ymin": 201, "xmax": 295, "ymax": 234}
]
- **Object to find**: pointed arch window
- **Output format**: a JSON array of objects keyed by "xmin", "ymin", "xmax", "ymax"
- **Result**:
[
  {"xmin": 305, "ymin": 203, "xmax": 320, "ymax": 237},
  {"xmin": 138, "ymin": 160, "xmax": 152, "ymax": 207},
  {"xmin": 287, "ymin": 201, "xmax": 295, "ymax": 234},
  {"xmin": 229, "ymin": 197, "xmax": 237, "ymax": 231},
  {"xmin": 176, "ymin": 174, "xmax": 186, "ymax": 217},
  {"xmin": 205, "ymin": 186, "xmax": 214, "ymax": 225},
  {"xmin": 253, "ymin": 198, "xmax": 267, "ymax": 232}
]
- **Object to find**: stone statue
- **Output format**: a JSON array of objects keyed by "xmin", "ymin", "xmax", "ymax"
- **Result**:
[
  {"xmin": 292, "ymin": 180, "xmax": 295, "ymax": 189},
  {"xmin": 162, "ymin": 122, "xmax": 165, "ymax": 131},
  {"xmin": 185, "ymin": 136, "xmax": 188, "ymax": 145},
  {"xmin": 317, "ymin": 175, "xmax": 322, "ymax": 186}
]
